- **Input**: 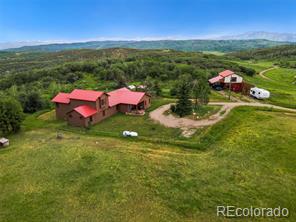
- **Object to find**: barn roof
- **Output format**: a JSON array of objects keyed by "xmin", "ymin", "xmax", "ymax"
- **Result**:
[
  {"xmin": 69, "ymin": 89, "xmax": 104, "ymax": 102},
  {"xmin": 208, "ymin": 69, "xmax": 236, "ymax": 84},
  {"xmin": 208, "ymin": 75, "xmax": 223, "ymax": 84},
  {"xmin": 74, "ymin": 105, "xmax": 97, "ymax": 118},
  {"xmin": 108, "ymin": 87, "xmax": 147, "ymax": 107},
  {"xmin": 51, "ymin": 93, "xmax": 70, "ymax": 104},
  {"xmin": 219, "ymin": 70, "xmax": 234, "ymax": 77}
]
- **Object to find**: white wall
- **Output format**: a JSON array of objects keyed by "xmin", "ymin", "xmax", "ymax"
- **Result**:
[{"xmin": 224, "ymin": 74, "xmax": 243, "ymax": 83}]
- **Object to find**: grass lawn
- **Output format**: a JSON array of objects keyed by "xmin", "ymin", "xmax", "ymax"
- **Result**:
[
  {"xmin": 232, "ymin": 60, "xmax": 296, "ymax": 108},
  {"xmin": 209, "ymin": 90, "xmax": 230, "ymax": 102},
  {"xmin": 1, "ymin": 107, "xmax": 296, "ymax": 221},
  {"xmin": 233, "ymin": 60, "xmax": 274, "ymax": 72},
  {"xmin": 243, "ymin": 68, "xmax": 296, "ymax": 108}
]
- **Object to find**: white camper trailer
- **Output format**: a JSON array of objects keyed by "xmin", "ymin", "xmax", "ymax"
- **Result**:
[{"xmin": 250, "ymin": 87, "xmax": 270, "ymax": 99}]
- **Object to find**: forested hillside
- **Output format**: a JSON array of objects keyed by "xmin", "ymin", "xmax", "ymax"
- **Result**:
[
  {"xmin": 3, "ymin": 39, "xmax": 292, "ymax": 53},
  {"xmin": 0, "ymin": 48, "xmax": 254, "ymax": 114},
  {"xmin": 230, "ymin": 45, "xmax": 296, "ymax": 60},
  {"xmin": 229, "ymin": 45, "xmax": 296, "ymax": 68}
]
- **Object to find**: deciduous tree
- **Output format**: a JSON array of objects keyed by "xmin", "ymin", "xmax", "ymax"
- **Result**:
[{"xmin": 0, "ymin": 98, "xmax": 24, "ymax": 136}]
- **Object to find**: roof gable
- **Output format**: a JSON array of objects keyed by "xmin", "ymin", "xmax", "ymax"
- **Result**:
[
  {"xmin": 73, "ymin": 105, "xmax": 97, "ymax": 118},
  {"xmin": 69, "ymin": 89, "xmax": 104, "ymax": 102},
  {"xmin": 208, "ymin": 75, "xmax": 223, "ymax": 84},
  {"xmin": 108, "ymin": 87, "xmax": 147, "ymax": 107},
  {"xmin": 219, "ymin": 70, "xmax": 234, "ymax": 77},
  {"xmin": 51, "ymin": 93, "xmax": 70, "ymax": 104}
]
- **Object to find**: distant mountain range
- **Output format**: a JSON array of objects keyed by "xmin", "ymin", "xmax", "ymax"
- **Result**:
[
  {"xmin": 217, "ymin": 31, "xmax": 296, "ymax": 42},
  {"xmin": 2, "ymin": 39, "xmax": 295, "ymax": 53},
  {"xmin": 1, "ymin": 31, "xmax": 296, "ymax": 53},
  {"xmin": 0, "ymin": 41, "xmax": 60, "ymax": 50}
]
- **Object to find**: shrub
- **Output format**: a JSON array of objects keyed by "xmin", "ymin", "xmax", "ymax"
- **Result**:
[
  {"xmin": 0, "ymin": 98, "xmax": 24, "ymax": 136},
  {"xmin": 239, "ymin": 66, "xmax": 256, "ymax": 76},
  {"xmin": 19, "ymin": 91, "xmax": 44, "ymax": 113}
]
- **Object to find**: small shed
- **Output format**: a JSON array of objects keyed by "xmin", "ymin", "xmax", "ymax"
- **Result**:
[{"xmin": 0, "ymin": 138, "xmax": 9, "ymax": 147}]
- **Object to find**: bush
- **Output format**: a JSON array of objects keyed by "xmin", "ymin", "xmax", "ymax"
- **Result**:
[
  {"xmin": 239, "ymin": 66, "xmax": 256, "ymax": 76},
  {"xmin": 19, "ymin": 91, "xmax": 44, "ymax": 113},
  {"xmin": 0, "ymin": 98, "xmax": 24, "ymax": 136}
]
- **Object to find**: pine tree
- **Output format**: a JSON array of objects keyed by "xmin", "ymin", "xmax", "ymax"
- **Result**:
[{"xmin": 175, "ymin": 77, "xmax": 192, "ymax": 117}]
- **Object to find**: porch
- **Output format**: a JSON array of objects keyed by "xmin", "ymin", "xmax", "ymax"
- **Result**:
[{"xmin": 126, "ymin": 101, "xmax": 146, "ymax": 116}]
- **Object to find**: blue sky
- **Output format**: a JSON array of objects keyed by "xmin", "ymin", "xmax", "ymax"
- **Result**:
[{"xmin": 0, "ymin": 0, "xmax": 296, "ymax": 42}]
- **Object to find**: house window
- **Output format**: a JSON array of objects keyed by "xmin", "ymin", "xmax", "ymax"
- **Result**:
[
  {"xmin": 103, "ymin": 110, "xmax": 106, "ymax": 116},
  {"xmin": 90, "ymin": 116, "xmax": 93, "ymax": 122},
  {"xmin": 69, "ymin": 114, "xmax": 72, "ymax": 118},
  {"xmin": 231, "ymin": 77, "xmax": 237, "ymax": 82},
  {"xmin": 56, "ymin": 103, "xmax": 60, "ymax": 108},
  {"xmin": 99, "ymin": 99, "xmax": 105, "ymax": 108},
  {"xmin": 80, "ymin": 116, "xmax": 83, "ymax": 120}
]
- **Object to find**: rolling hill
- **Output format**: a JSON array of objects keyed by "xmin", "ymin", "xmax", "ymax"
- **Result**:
[
  {"xmin": 3, "ymin": 39, "xmax": 293, "ymax": 53},
  {"xmin": 218, "ymin": 31, "xmax": 296, "ymax": 42},
  {"xmin": 229, "ymin": 45, "xmax": 296, "ymax": 60}
]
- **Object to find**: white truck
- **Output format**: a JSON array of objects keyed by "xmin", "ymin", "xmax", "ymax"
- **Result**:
[{"xmin": 250, "ymin": 87, "xmax": 270, "ymax": 99}]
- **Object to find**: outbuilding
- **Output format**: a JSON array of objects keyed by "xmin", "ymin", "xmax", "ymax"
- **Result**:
[
  {"xmin": 209, "ymin": 70, "xmax": 244, "ymax": 92},
  {"xmin": 0, "ymin": 138, "xmax": 9, "ymax": 147}
]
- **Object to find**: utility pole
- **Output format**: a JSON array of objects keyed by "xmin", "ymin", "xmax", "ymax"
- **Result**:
[{"xmin": 228, "ymin": 74, "xmax": 232, "ymax": 100}]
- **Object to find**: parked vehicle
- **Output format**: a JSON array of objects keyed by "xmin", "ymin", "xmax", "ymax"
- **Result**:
[
  {"xmin": 250, "ymin": 87, "xmax": 270, "ymax": 99},
  {"xmin": 122, "ymin": 131, "xmax": 138, "ymax": 137},
  {"xmin": 212, "ymin": 84, "xmax": 223, "ymax": 91}
]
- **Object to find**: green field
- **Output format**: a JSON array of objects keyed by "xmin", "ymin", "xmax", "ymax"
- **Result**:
[
  {"xmin": 233, "ymin": 60, "xmax": 274, "ymax": 72},
  {"xmin": 1, "ymin": 47, "xmax": 296, "ymax": 221},
  {"xmin": 244, "ymin": 68, "xmax": 296, "ymax": 108},
  {"xmin": 1, "ymin": 106, "xmax": 296, "ymax": 221},
  {"xmin": 232, "ymin": 60, "xmax": 296, "ymax": 108}
]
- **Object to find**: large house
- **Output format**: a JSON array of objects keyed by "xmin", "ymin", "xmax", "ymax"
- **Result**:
[
  {"xmin": 208, "ymin": 70, "xmax": 243, "ymax": 92},
  {"xmin": 51, "ymin": 87, "xmax": 151, "ymax": 127}
]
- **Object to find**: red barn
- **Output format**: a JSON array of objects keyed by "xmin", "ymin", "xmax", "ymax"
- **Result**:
[
  {"xmin": 209, "ymin": 70, "xmax": 244, "ymax": 92},
  {"xmin": 51, "ymin": 87, "xmax": 151, "ymax": 127}
]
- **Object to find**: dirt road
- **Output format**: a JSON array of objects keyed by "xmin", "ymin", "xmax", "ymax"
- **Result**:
[
  {"xmin": 149, "ymin": 102, "xmax": 296, "ymax": 129},
  {"xmin": 259, "ymin": 66, "xmax": 278, "ymax": 80}
]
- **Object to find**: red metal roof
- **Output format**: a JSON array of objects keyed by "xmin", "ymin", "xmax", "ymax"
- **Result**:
[
  {"xmin": 51, "ymin": 93, "xmax": 70, "ymax": 104},
  {"xmin": 69, "ymin": 89, "xmax": 104, "ymax": 101},
  {"xmin": 208, "ymin": 75, "xmax": 223, "ymax": 84},
  {"xmin": 219, "ymin": 70, "xmax": 234, "ymax": 77},
  {"xmin": 74, "ymin": 105, "xmax": 97, "ymax": 118},
  {"xmin": 108, "ymin": 87, "xmax": 147, "ymax": 107}
]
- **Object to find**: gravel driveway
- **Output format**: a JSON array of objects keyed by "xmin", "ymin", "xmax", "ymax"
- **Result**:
[{"xmin": 149, "ymin": 102, "xmax": 296, "ymax": 129}]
